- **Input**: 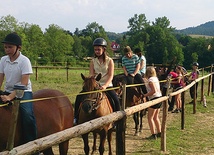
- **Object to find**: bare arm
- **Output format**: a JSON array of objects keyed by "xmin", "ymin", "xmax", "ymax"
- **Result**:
[
  {"xmin": 101, "ymin": 59, "xmax": 114, "ymax": 90},
  {"xmin": 144, "ymin": 81, "xmax": 155, "ymax": 97},
  {"xmin": 1, "ymin": 74, "xmax": 30, "ymax": 102},
  {"xmin": 0, "ymin": 73, "xmax": 4, "ymax": 89},
  {"xmin": 89, "ymin": 60, "xmax": 95, "ymax": 76},
  {"xmin": 139, "ymin": 60, "xmax": 145, "ymax": 70}
]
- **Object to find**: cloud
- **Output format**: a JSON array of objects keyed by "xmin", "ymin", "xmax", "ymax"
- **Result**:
[{"xmin": 0, "ymin": 0, "xmax": 213, "ymax": 33}]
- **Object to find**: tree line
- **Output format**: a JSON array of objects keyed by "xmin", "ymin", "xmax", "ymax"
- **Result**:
[{"xmin": 0, "ymin": 14, "xmax": 213, "ymax": 69}]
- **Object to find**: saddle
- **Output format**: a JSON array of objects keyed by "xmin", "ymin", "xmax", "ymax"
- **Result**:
[{"xmin": 105, "ymin": 92, "xmax": 115, "ymax": 111}]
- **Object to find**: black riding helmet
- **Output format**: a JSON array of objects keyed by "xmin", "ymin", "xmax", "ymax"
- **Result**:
[
  {"xmin": 192, "ymin": 62, "xmax": 199, "ymax": 67},
  {"xmin": 93, "ymin": 38, "xmax": 107, "ymax": 47},
  {"xmin": 2, "ymin": 32, "xmax": 22, "ymax": 46}
]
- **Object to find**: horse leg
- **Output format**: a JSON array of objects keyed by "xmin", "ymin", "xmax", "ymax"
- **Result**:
[
  {"xmin": 107, "ymin": 129, "xmax": 113, "ymax": 155},
  {"xmin": 59, "ymin": 140, "xmax": 69, "ymax": 155},
  {"xmin": 42, "ymin": 148, "xmax": 54, "ymax": 155},
  {"xmin": 139, "ymin": 110, "xmax": 144, "ymax": 132},
  {"xmin": 82, "ymin": 133, "xmax": 90, "ymax": 155},
  {"xmin": 91, "ymin": 132, "xmax": 97, "ymax": 155},
  {"xmin": 133, "ymin": 112, "xmax": 139, "ymax": 136},
  {"xmin": 99, "ymin": 130, "xmax": 107, "ymax": 155}
]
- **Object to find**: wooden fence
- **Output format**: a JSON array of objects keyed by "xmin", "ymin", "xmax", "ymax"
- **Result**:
[
  {"xmin": 32, "ymin": 63, "xmax": 182, "ymax": 81},
  {"xmin": 1, "ymin": 66, "xmax": 213, "ymax": 155}
]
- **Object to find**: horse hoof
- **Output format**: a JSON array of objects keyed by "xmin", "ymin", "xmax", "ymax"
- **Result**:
[{"xmin": 134, "ymin": 132, "xmax": 139, "ymax": 136}]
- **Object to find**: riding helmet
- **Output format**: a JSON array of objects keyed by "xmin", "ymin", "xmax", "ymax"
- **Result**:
[
  {"xmin": 192, "ymin": 62, "xmax": 199, "ymax": 67},
  {"xmin": 1, "ymin": 32, "xmax": 22, "ymax": 46},
  {"xmin": 133, "ymin": 48, "xmax": 141, "ymax": 54},
  {"xmin": 93, "ymin": 38, "xmax": 107, "ymax": 47}
]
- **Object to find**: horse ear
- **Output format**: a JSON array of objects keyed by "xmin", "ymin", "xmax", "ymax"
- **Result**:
[
  {"xmin": 81, "ymin": 73, "xmax": 85, "ymax": 80},
  {"xmin": 96, "ymin": 73, "xmax": 102, "ymax": 81}
]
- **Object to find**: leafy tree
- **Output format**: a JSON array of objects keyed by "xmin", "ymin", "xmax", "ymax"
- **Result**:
[
  {"xmin": 0, "ymin": 15, "xmax": 19, "ymax": 32},
  {"xmin": 78, "ymin": 22, "xmax": 110, "ymax": 57},
  {"xmin": 44, "ymin": 24, "xmax": 74, "ymax": 65},
  {"xmin": 127, "ymin": 14, "xmax": 149, "ymax": 35},
  {"xmin": 152, "ymin": 16, "xmax": 174, "ymax": 30},
  {"xmin": 73, "ymin": 35, "xmax": 85, "ymax": 58},
  {"xmin": 18, "ymin": 23, "xmax": 45, "ymax": 65},
  {"xmin": 0, "ymin": 15, "xmax": 20, "ymax": 56},
  {"xmin": 126, "ymin": 14, "xmax": 183, "ymax": 65}
]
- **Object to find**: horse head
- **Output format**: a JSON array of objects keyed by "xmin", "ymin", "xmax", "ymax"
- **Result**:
[
  {"xmin": 80, "ymin": 73, "xmax": 103, "ymax": 114},
  {"xmin": 81, "ymin": 73, "xmax": 101, "ymax": 92}
]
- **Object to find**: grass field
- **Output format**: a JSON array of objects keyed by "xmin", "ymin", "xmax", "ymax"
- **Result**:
[{"xmin": 31, "ymin": 68, "xmax": 214, "ymax": 154}]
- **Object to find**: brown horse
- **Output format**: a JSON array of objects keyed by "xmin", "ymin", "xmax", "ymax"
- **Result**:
[
  {"xmin": 0, "ymin": 89, "xmax": 74, "ymax": 155},
  {"xmin": 78, "ymin": 73, "xmax": 113, "ymax": 155},
  {"xmin": 112, "ymin": 73, "xmax": 147, "ymax": 136}
]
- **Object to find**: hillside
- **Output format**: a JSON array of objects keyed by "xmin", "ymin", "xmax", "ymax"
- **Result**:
[
  {"xmin": 176, "ymin": 21, "xmax": 214, "ymax": 36},
  {"xmin": 107, "ymin": 21, "xmax": 214, "ymax": 39}
]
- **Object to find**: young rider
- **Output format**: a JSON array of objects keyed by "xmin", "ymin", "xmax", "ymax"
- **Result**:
[
  {"xmin": 74, "ymin": 38, "xmax": 120, "ymax": 124},
  {"xmin": 0, "ymin": 32, "xmax": 37, "ymax": 144}
]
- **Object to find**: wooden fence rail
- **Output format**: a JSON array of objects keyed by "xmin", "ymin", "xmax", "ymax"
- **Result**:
[{"xmin": 1, "ymin": 66, "xmax": 213, "ymax": 155}]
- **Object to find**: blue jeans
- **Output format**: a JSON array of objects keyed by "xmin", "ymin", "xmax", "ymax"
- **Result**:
[{"xmin": 20, "ymin": 92, "xmax": 37, "ymax": 143}]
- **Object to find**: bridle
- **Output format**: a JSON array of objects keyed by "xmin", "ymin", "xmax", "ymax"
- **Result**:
[{"xmin": 82, "ymin": 81, "xmax": 104, "ymax": 114}]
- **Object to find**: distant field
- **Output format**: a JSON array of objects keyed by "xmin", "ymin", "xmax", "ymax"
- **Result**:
[{"xmin": 189, "ymin": 34, "xmax": 214, "ymax": 38}]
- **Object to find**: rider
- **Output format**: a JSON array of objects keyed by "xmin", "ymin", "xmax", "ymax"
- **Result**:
[
  {"xmin": 122, "ymin": 46, "xmax": 147, "ymax": 95},
  {"xmin": 133, "ymin": 48, "xmax": 146, "ymax": 77},
  {"xmin": 188, "ymin": 62, "xmax": 200, "ymax": 103},
  {"xmin": 74, "ymin": 38, "xmax": 120, "ymax": 124},
  {"xmin": 0, "ymin": 32, "xmax": 37, "ymax": 144}
]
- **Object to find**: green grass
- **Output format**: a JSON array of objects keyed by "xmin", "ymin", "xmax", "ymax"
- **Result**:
[{"xmin": 31, "ymin": 68, "xmax": 123, "ymax": 104}]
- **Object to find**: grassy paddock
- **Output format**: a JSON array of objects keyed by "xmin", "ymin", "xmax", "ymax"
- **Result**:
[
  {"xmin": 31, "ymin": 68, "xmax": 214, "ymax": 154},
  {"xmin": 31, "ymin": 68, "xmax": 123, "ymax": 104}
]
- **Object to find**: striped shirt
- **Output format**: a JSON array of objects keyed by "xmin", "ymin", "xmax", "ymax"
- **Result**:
[{"xmin": 122, "ymin": 54, "xmax": 140, "ymax": 74}]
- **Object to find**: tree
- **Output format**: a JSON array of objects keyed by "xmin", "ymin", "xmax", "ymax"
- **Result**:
[
  {"xmin": 127, "ymin": 14, "xmax": 149, "ymax": 35},
  {"xmin": 19, "ymin": 23, "xmax": 45, "ymax": 64},
  {"xmin": 44, "ymin": 24, "xmax": 74, "ymax": 64},
  {"xmin": 73, "ymin": 35, "xmax": 85, "ymax": 58},
  {"xmin": 152, "ymin": 16, "xmax": 173, "ymax": 30},
  {"xmin": 0, "ymin": 15, "xmax": 19, "ymax": 32},
  {"xmin": 0, "ymin": 15, "xmax": 20, "ymax": 56},
  {"xmin": 126, "ymin": 14, "xmax": 150, "ymax": 55}
]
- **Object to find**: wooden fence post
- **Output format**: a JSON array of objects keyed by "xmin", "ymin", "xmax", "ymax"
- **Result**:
[
  {"xmin": 212, "ymin": 65, "xmax": 214, "ymax": 93},
  {"xmin": 181, "ymin": 91, "xmax": 185, "ymax": 129},
  {"xmin": 66, "ymin": 61, "xmax": 69, "ymax": 82},
  {"xmin": 161, "ymin": 76, "xmax": 171, "ymax": 152},
  {"xmin": 193, "ymin": 83, "xmax": 197, "ymax": 114},
  {"xmin": 116, "ymin": 84, "xmax": 126, "ymax": 155},
  {"xmin": 208, "ymin": 66, "xmax": 212, "ymax": 96},
  {"xmin": 209, "ymin": 65, "xmax": 213, "ymax": 95},
  {"xmin": 35, "ymin": 64, "xmax": 38, "ymax": 81},
  {"xmin": 200, "ymin": 68, "xmax": 204, "ymax": 102},
  {"xmin": 6, "ymin": 100, "xmax": 20, "ymax": 150}
]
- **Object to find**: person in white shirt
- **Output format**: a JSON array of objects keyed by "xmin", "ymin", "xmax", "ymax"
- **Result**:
[
  {"xmin": 0, "ymin": 32, "xmax": 37, "ymax": 144},
  {"xmin": 134, "ymin": 48, "xmax": 146, "ymax": 77},
  {"xmin": 143, "ymin": 66, "xmax": 162, "ymax": 140}
]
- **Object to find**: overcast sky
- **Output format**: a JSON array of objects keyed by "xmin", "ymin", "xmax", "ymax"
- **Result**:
[{"xmin": 0, "ymin": 0, "xmax": 213, "ymax": 33}]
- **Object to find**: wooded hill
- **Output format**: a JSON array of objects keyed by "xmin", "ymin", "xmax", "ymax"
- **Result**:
[{"xmin": 175, "ymin": 21, "xmax": 214, "ymax": 36}]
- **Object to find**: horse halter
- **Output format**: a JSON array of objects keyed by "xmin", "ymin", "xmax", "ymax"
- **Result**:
[{"xmin": 82, "ymin": 90, "xmax": 104, "ymax": 114}]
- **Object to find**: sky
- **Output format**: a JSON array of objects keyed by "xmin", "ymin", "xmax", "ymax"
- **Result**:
[{"xmin": 0, "ymin": 0, "xmax": 213, "ymax": 33}]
